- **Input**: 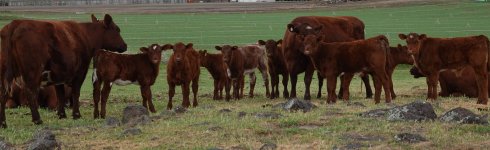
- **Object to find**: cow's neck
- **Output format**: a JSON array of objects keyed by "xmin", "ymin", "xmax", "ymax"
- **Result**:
[{"xmin": 80, "ymin": 22, "xmax": 104, "ymax": 56}]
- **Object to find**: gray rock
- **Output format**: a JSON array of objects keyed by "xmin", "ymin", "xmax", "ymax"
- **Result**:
[
  {"xmin": 0, "ymin": 137, "xmax": 13, "ymax": 150},
  {"xmin": 359, "ymin": 108, "xmax": 389, "ymax": 118},
  {"xmin": 387, "ymin": 101, "xmax": 437, "ymax": 121},
  {"xmin": 105, "ymin": 117, "xmax": 120, "ymax": 127},
  {"xmin": 274, "ymin": 98, "xmax": 317, "ymax": 113},
  {"xmin": 219, "ymin": 109, "xmax": 232, "ymax": 113},
  {"xmin": 394, "ymin": 133, "xmax": 427, "ymax": 143},
  {"xmin": 238, "ymin": 112, "xmax": 247, "ymax": 118},
  {"xmin": 254, "ymin": 112, "xmax": 282, "ymax": 119},
  {"xmin": 122, "ymin": 128, "xmax": 142, "ymax": 136},
  {"xmin": 439, "ymin": 107, "xmax": 488, "ymax": 125},
  {"xmin": 28, "ymin": 130, "xmax": 60, "ymax": 150},
  {"xmin": 122, "ymin": 105, "xmax": 151, "ymax": 126},
  {"xmin": 259, "ymin": 143, "xmax": 277, "ymax": 150},
  {"xmin": 174, "ymin": 106, "xmax": 187, "ymax": 113},
  {"xmin": 341, "ymin": 143, "xmax": 364, "ymax": 150}
]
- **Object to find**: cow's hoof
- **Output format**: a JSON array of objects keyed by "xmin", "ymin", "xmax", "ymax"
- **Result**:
[
  {"xmin": 33, "ymin": 120, "xmax": 43, "ymax": 125},
  {"xmin": 73, "ymin": 113, "xmax": 81, "ymax": 120},
  {"xmin": 0, "ymin": 122, "xmax": 6, "ymax": 128},
  {"xmin": 58, "ymin": 113, "xmax": 67, "ymax": 119}
]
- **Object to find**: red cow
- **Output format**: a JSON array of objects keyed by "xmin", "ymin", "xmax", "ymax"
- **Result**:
[
  {"xmin": 6, "ymin": 85, "xmax": 57, "ymax": 110},
  {"xmin": 399, "ymin": 33, "xmax": 490, "ymax": 104},
  {"xmin": 166, "ymin": 42, "xmax": 200, "ymax": 109},
  {"xmin": 283, "ymin": 16, "xmax": 372, "ymax": 100},
  {"xmin": 198, "ymin": 50, "xmax": 230, "ymax": 100},
  {"xmin": 92, "ymin": 44, "xmax": 169, "ymax": 118},
  {"xmin": 300, "ymin": 34, "xmax": 392, "ymax": 104},
  {"xmin": 0, "ymin": 14, "xmax": 127, "ymax": 128},
  {"xmin": 216, "ymin": 44, "xmax": 269, "ymax": 100},
  {"xmin": 258, "ymin": 39, "xmax": 289, "ymax": 99}
]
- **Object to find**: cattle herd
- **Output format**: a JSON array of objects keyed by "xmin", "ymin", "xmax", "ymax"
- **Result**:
[{"xmin": 0, "ymin": 14, "xmax": 489, "ymax": 128}]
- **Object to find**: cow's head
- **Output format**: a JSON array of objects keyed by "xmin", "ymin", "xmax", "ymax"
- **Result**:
[
  {"xmin": 92, "ymin": 14, "xmax": 127, "ymax": 53},
  {"xmin": 258, "ymin": 39, "xmax": 282, "ymax": 57},
  {"xmin": 215, "ymin": 45, "xmax": 238, "ymax": 64},
  {"xmin": 168, "ymin": 42, "xmax": 193, "ymax": 64},
  {"xmin": 139, "ymin": 44, "xmax": 171, "ymax": 64},
  {"xmin": 297, "ymin": 34, "xmax": 323, "ymax": 56},
  {"xmin": 409, "ymin": 66, "xmax": 425, "ymax": 78},
  {"xmin": 392, "ymin": 44, "xmax": 413, "ymax": 65},
  {"xmin": 398, "ymin": 33, "xmax": 427, "ymax": 55},
  {"xmin": 198, "ymin": 50, "xmax": 208, "ymax": 66}
]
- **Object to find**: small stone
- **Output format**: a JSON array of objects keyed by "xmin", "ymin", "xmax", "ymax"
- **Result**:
[
  {"xmin": 387, "ymin": 100, "xmax": 437, "ymax": 121},
  {"xmin": 219, "ymin": 109, "xmax": 232, "ymax": 113},
  {"xmin": 174, "ymin": 106, "xmax": 187, "ymax": 113},
  {"xmin": 259, "ymin": 143, "xmax": 277, "ymax": 150},
  {"xmin": 105, "ymin": 117, "xmax": 120, "ymax": 127},
  {"xmin": 238, "ymin": 112, "xmax": 247, "ymax": 118},
  {"xmin": 394, "ymin": 133, "xmax": 427, "ymax": 143},
  {"xmin": 439, "ymin": 107, "xmax": 488, "ymax": 125},
  {"xmin": 28, "ymin": 130, "xmax": 60, "ymax": 150},
  {"xmin": 254, "ymin": 112, "xmax": 282, "ymax": 119},
  {"xmin": 274, "ymin": 98, "xmax": 317, "ymax": 113},
  {"xmin": 122, "ymin": 128, "xmax": 142, "ymax": 136},
  {"xmin": 122, "ymin": 105, "xmax": 150, "ymax": 126}
]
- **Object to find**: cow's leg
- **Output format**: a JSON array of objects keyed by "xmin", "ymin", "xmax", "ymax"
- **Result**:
[
  {"xmin": 341, "ymin": 73, "xmax": 354, "ymax": 102},
  {"xmin": 361, "ymin": 74, "xmax": 373, "ymax": 99},
  {"xmin": 92, "ymin": 79, "xmax": 102, "ymax": 119},
  {"xmin": 182, "ymin": 82, "xmax": 191, "ymax": 108},
  {"xmin": 26, "ymin": 88, "xmax": 42, "ymax": 125},
  {"xmin": 259, "ymin": 67, "xmax": 270, "ymax": 98},
  {"xmin": 57, "ymin": 85, "xmax": 68, "ymax": 119},
  {"xmin": 192, "ymin": 77, "xmax": 199, "ymax": 107},
  {"xmin": 326, "ymin": 74, "xmax": 338, "ymax": 104},
  {"xmin": 167, "ymin": 83, "xmax": 175, "ymax": 110},
  {"xmin": 304, "ymin": 67, "xmax": 314, "ymax": 100},
  {"xmin": 0, "ymin": 93, "xmax": 7, "ymax": 128},
  {"xmin": 317, "ymin": 73, "xmax": 324, "ymax": 98},
  {"xmin": 270, "ymin": 73, "xmax": 278, "ymax": 99},
  {"xmin": 290, "ymin": 73, "xmax": 298, "ymax": 98},
  {"xmin": 217, "ymin": 79, "xmax": 223, "ymax": 100},
  {"xmin": 372, "ymin": 74, "xmax": 382, "ymax": 104},
  {"xmin": 282, "ymin": 73, "xmax": 289, "ymax": 98},
  {"xmin": 141, "ymin": 85, "xmax": 156, "ymax": 113},
  {"xmin": 474, "ymin": 68, "xmax": 488, "ymax": 104},
  {"xmin": 338, "ymin": 74, "xmax": 345, "ymax": 99},
  {"xmin": 374, "ymin": 69, "xmax": 392, "ymax": 103},
  {"xmin": 249, "ymin": 72, "xmax": 256, "ymax": 98},
  {"xmin": 387, "ymin": 70, "xmax": 397, "ymax": 100},
  {"xmin": 426, "ymin": 73, "xmax": 439, "ymax": 101},
  {"xmin": 100, "ymin": 82, "xmax": 112, "ymax": 118},
  {"xmin": 438, "ymin": 77, "xmax": 449, "ymax": 97},
  {"xmin": 213, "ymin": 79, "xmax": 219, "ymax": 100},
  {"xmin": 225, "ymin": 79, "xmax": 231, "ymax": 101},
  {"xmin": 239, "ymin": 77, "xmax": 245, "ymax": 99}
]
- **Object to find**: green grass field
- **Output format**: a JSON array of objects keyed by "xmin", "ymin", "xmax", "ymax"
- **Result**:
[{"xmin": 1, "ymin": 1, "xmax": 490, "ymax": 149}]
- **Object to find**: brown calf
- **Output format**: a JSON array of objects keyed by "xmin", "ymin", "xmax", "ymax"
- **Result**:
[
  {"xmin": 0, "ymin": 14, "xmax": 127, "ymax": 128},
  {"xmin": 166, "ymin": 42, "xmax": 200, "ymax": 109},
  {"xmin": 300, "ymin": 34, "xmax": 392, "ymax": 104},
  {"xmin": 216, "ymin": 44, "xmax": 269, "ymax": 100},
  {"xmin": 198, "ymin": 50, "xmax": 230, "ymax": 100},
  {"xmin": 399, "ymin": 33, "xmax": 490, "ymax": 104},
  {"xmin": 92, "ymin": 44, "xmax": 168, "ymax": 118},
  {"xmin": 258, "ymin": 39, "xmax": 289, "ymax": 99}
]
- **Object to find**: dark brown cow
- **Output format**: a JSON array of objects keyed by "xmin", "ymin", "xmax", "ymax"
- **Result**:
[
  {"xmin": 216, "ymin": 44, "xmax": 269, "ymax": 100},
  {"xmin": 300, "ymin": 34, "xmax": 392, "ymax": 104},
  {"xmin": 258, "ymin": 39, "xmax": 289, "ymax": 99},
  {"xmin": 399, "ymin": 33, "xmax": 490, "ymax": 104},
  {"xmin": 166, "ymin": 42, "xmax": 200, "ymax": 109},
  {"xmin": 92, "ymin": 44, "xmax": 168, "ymax": 118},
  {"xmin": 0, "ymin": 14, "xmax": 127, "ymax": 128},
  {"xmin": 283, "ymin": 16, "xmax": 372, "ymax": 100},
  {"xmin": 198, "ymin": 50, "xmax": 230, "ymax": 100},
  {"xmin": 6, "ymin": 85, "xmax": 57, "ymax": 110},
  {"xmin": 410, "ymin": 66, "xmax": 487, "ymax": 98}
]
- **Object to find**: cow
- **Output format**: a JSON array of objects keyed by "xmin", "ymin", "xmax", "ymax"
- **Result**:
[
  {"xmin": 410, "ymin": 66, "xmax": 485, "ymax": 98},
  {"xmin": 198, "ymin": 50, "xmax": 230, "ymax": 100},
  {"xmin": 258, "ymin": 39, "xmax": 289, "ymax": 99},
  {"xmin": 399, "ymin": 33, "xmax": 490, "ymax": 104},
  {"xmin": 92, "ymin": 44, "xmax": 169, "ymax": 119},
  {"xmin": 166, "ymin": 42, "xmax": 200, "ymax": 109},
  {"xmin": 6, "ymin": 85, "xmax": 57, "ymax": 110},
  {"xmin": 283, "ymin": 16, "xmax": 372, "ymax": 100},
  {"xmin": 299, "ymin": 33, "xmax": 392, "ymax": 104},
  {"xmin": 215, "ymin": 44, "xmax": 269, "ymax": 100},
  {"xmin": 0, "ymin": 14, "xmax": 127, "ymax": 128}
]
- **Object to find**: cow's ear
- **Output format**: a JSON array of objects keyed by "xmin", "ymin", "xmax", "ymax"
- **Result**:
[
  {"xmin": 215, "ymin": 46, "xmax": 222, "ymax": 51},
  {"xmin": 314, "ymin": 25, "xmax": 323, "ymax": 34},
  {"xmin": 186, "ymin": 43, "xmax": 194, "ymax": 49},
  {"xmin": 258, "ymin": 40, "xmax": 266, "ymax": 45},
  {"xmin": 232, "ymin": 46, "xmax": 239, "ymax": 50},
  {"xmin": 162, "ymin": 44, "xmax": 173, "ymax": 51},
  {"xmin": 91, "ymin": 14, "xmax": 98, "ymax": 23},
  {"xmin": 397, "ymin": 44, "xmax": 402, "ymax": 49},
  {"xmin": 398, "ymin": 34, "xmax": 407, "ymax": 40},
  {"xmin": 277, "ymin": 39, "xmax": 283, "ymax": 46},
  {"xmin": 287, "ymin": 24, "xmax": 297, "ymax": 33},
  {"xmin": 103, "ymin": 14, "xmax": 114, "ymax": 27},
  {"xmin": 140, "ymin": 47, "xmax": 150, "ymax": 53},
  {"xmin": 419, "ymin": 34, "xmax": 427, "ymax": 40}
]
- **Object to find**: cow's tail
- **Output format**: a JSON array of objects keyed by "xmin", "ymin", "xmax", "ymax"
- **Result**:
[
  {"xmin": 486, "ymin": 35, "xmax": 490, "ymax": 73},
  {"xmin": 0, "ymin": 22, "xmax": 17, "ymax": 96},
  {"xmin": 378, "ymin": 35, "xmax": 391, "ymax": 68}
]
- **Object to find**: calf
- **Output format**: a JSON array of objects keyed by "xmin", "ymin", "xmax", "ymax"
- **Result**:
[
  {"xmin": 198, "ymin": 50, "xmax": 230, "ymax": 100},
  {"xmin": 399, "ymin": 33, "xmax": 490, "ymax": 104},
  {"xmin": 258, "ymin": 39, "xmax": 289, "ymax": 99},
  {"xmin": 92, "ymin": 44, "xmax": 168, "ymax": 118},
  {"xmin": 300, "ymin": 34, "xmax": 392, "ymax": 104},
  {"xmin": 166, "ymin": 42, "xmax": 200, "ymax": 109},
  {"xmin": 6, "ymin": 85, "xmax": 58, "ymax": 110},
  {"xmin": 216, "ymin": 44, "xmax": 269, "ymax": 100}
]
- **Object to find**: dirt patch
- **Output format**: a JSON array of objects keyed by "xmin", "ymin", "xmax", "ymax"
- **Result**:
[{"xmin": 1, "ymin": 0, "xmax": 455, "ymax": 14}]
